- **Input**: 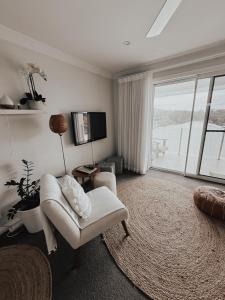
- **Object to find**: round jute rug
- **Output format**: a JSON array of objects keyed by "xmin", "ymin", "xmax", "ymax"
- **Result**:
[
  {"xmin": 104, "ymin": 177, "xmax": 225, "ymax": 300},
  {"xmin": 0, "ymin": 244, "xmax": 52, "ymax": 300}
]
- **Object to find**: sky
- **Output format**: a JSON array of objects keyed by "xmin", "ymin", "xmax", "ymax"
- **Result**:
[{"xmin": 154, "ymin": 78, "xmax": 225, "ymax": 111}]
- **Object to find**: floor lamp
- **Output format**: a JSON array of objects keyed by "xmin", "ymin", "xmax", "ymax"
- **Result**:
[{"xmin": 49, "ymin": 114, "xmax": 68, "ymax": 174}]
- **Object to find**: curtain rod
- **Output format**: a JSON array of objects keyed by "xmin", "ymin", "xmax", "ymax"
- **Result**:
[{"xmin": 114, "ymin": 52, "xmax": 225, "ymax": 81}]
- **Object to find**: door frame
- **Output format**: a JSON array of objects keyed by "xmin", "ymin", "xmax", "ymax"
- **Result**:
[
  {"xmin": 195, "ymin": 74, "xmax": 225, "ymax": 181},
  {"xmin": 195, "ymin": 76, "xmax": 215, "ymax": 176}
]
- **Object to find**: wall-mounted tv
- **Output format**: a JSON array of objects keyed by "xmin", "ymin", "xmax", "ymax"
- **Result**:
[{"xmin": 71, "ymin": 112, "xmax": 107, "ymax": 146}]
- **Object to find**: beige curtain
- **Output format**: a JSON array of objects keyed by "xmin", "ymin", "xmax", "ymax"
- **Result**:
[{"xmin": 115, "ymin": 72, "xmax": 153, "ymax": 174}]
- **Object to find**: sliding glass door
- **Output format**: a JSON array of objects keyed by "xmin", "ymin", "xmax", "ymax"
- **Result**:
[
  {"xmin": 152, "ymin": 74, "xmax": 225, "ymax": 181},
  {"xmin": 185, "ymin": 78, "xmax": 210, "ymax": 175},
  {"xmin": 152, "ymin": 80, "xmax": 195, "ymax": 172},
  {"xmin": 198, "ymin": 76, "xmax": 225, "ymax": 179}
]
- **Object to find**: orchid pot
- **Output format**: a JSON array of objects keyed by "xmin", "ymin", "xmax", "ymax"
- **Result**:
[{"xmin": 20, "ymin": 63, "xmax": 47, "ymax": 110}]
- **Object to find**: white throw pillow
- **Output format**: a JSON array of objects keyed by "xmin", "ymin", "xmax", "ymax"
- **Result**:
[{"xmin": 58, "ymin": 175, "xmax": 91, "ymax": 219}]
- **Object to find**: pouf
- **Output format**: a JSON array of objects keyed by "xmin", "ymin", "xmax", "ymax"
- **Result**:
[
  {"xmin": 94, "ymin": 172, "xmax": 117, "ymax": 195},
  {"xmin": 193, "ymin": 186, "xmax": 225, "ymax": 220}
]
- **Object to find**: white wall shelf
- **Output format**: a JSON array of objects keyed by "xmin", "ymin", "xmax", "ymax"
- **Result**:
[{"xmin": 0, "ymin": 109, "xmax": 45, "ymax": 115}]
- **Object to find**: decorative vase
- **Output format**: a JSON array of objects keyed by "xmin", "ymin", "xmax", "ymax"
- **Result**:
[
  {"xmin": 28, "ymin": 100, "xmax": 46, "ymax": 110},
  {"xmin": 0, "ymin": 94, "xmax": 15, "ymax": 109},
  {"xmin": 18, "ymin": 206, "xmax": 43, "ymax": 233}
]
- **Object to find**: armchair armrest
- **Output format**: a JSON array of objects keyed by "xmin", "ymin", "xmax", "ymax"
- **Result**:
[{"xmin": 41, "ymin": 200, "xmax": 81, "ymax": 249}]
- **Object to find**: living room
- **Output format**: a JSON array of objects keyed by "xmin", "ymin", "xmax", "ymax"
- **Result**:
[{"xmin": 1, "ymin": 1, "xmax": 225, "ymax": 300}]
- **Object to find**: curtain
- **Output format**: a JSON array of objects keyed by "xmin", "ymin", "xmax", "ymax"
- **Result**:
[{"xmin": 115, "ymin": 71, "xmax": 153, "ymax": 174}]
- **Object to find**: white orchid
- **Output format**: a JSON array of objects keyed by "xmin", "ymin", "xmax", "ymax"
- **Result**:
[
  {"xmin": 21, "ymin": 63, "xmax": 47, "ymax": 81},
  {"xmin": 26, "ymin": 63, "xmax": 40, "ymax": 74},
  {"xmin": 20, "ymin": 63, "xmax": 47, "ymax": 104}
]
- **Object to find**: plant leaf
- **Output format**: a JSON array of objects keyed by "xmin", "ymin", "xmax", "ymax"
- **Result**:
[{"xmin": 22, "ymin": 159, "xmax": 28, "ymax": 165}]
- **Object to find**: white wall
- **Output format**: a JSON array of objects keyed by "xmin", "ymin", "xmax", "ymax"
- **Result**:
[
  {"xmin": 0, "ymin": 39, "xmax": 114, "ymax": 212},
  {"xmin": 153, "ymin": 56, "xmax": 225, "ymax": 82},
  {"xmin": 115, "ymin": 42, "xmax": 225, "ymax": 81}
]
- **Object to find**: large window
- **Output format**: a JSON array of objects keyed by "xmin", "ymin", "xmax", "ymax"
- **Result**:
[
  {"xmin": 152, "ymin": 80, "xmax": 195, "ymax": 172},
  {"xmin": 199, "ymin": 76, "xmax": 225, "ymax": 179},
  {"xmin": 152, "ymin": 75, "xmax": 225, "ymax": 181}
]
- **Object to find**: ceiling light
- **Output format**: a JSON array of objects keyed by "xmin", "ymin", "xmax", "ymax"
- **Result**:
[
  {"xmin": 146, "ymin": 0, "xmax": 182, "ymax": 38},
  {"xmin": 123, "ymin": 41, "xmax": 131, "ymax": 46}
]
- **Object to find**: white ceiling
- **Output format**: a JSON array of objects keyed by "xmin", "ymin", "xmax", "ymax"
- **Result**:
[{"xmin": 0, "ymin": 0, "xmax": 225, "ymax": 75}]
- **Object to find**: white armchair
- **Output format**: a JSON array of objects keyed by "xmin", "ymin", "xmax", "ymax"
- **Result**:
[{"xmin": 40, "ymin": 174, "xmax": 129, "ymax": 250}]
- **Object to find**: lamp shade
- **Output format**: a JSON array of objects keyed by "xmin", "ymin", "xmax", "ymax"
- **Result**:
[{"xmin": 49, "ymin": 114, "xmax": 68, "ymax": 135}]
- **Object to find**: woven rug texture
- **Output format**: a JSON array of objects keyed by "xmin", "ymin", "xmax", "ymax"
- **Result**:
[
  {"xmin": 104, "ymin": 177, "xmax": 225, "ymax": 300},
  {"xmin": 0, "ymin": 244, "xmax": 52, "ymax": 300}
]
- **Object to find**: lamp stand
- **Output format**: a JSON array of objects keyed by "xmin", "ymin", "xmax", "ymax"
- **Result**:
[{"xmin": 59, "ymin": 134, "xmax": 67, "ymax": 174}]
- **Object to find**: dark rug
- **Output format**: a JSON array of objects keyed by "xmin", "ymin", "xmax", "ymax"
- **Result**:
[{"xmin": 0, "ymin": 244, "xmax": 52, "ymax": 300}]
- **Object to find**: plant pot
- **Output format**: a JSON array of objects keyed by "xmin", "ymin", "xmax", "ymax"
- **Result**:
[
  {"xmin": 28, "ymin": 100, "xmax": 46, "ymax": 110},
  {"xmin": 18, "ymin": 206, "xmax": 43, "ymax": 233}
]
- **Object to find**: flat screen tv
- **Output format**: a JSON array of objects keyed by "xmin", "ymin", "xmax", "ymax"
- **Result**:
[{"xmin": 71, "ymin": 112, "xmax": 107, "ymax": 146}]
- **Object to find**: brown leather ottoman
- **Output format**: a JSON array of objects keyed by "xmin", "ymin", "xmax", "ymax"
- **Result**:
[{"xmin": 193, "ymin": 186, "xmax": 225, "ymax": 220}]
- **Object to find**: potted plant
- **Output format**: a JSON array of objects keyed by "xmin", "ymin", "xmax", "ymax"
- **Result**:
[
  {"xmin": 20, "ymin": 63, "xmax": 47, "ymax": 110},
  {"xmin": 5, "ymin": 159, "xmax": 42, "ymax": 233}
]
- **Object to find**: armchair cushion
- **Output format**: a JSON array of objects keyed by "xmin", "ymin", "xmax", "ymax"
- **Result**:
[
  {"xmin": 79, "ymin": 186, "xmax": 126, "ymax": 229},
  {"xmin": 58, "ymin": 175, "xmax": 91, "ymax": 219},
  {"xmin": 80, "ymin": 186, "xmax": 128, "ymax": 245}
]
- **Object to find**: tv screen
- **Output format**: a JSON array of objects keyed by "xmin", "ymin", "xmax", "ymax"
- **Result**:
[{"xmin": 71, "ymin": 112, "xmax": 106, "ymax": 146}]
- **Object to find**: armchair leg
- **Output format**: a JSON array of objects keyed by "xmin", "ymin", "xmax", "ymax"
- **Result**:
[
  {"xmin": 121, "ymin": 220, "xmax": 129, "ymax": 237},
  {"xmin": 73, "ymin": 248, "xmax": 81, "ymax": 269}
]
